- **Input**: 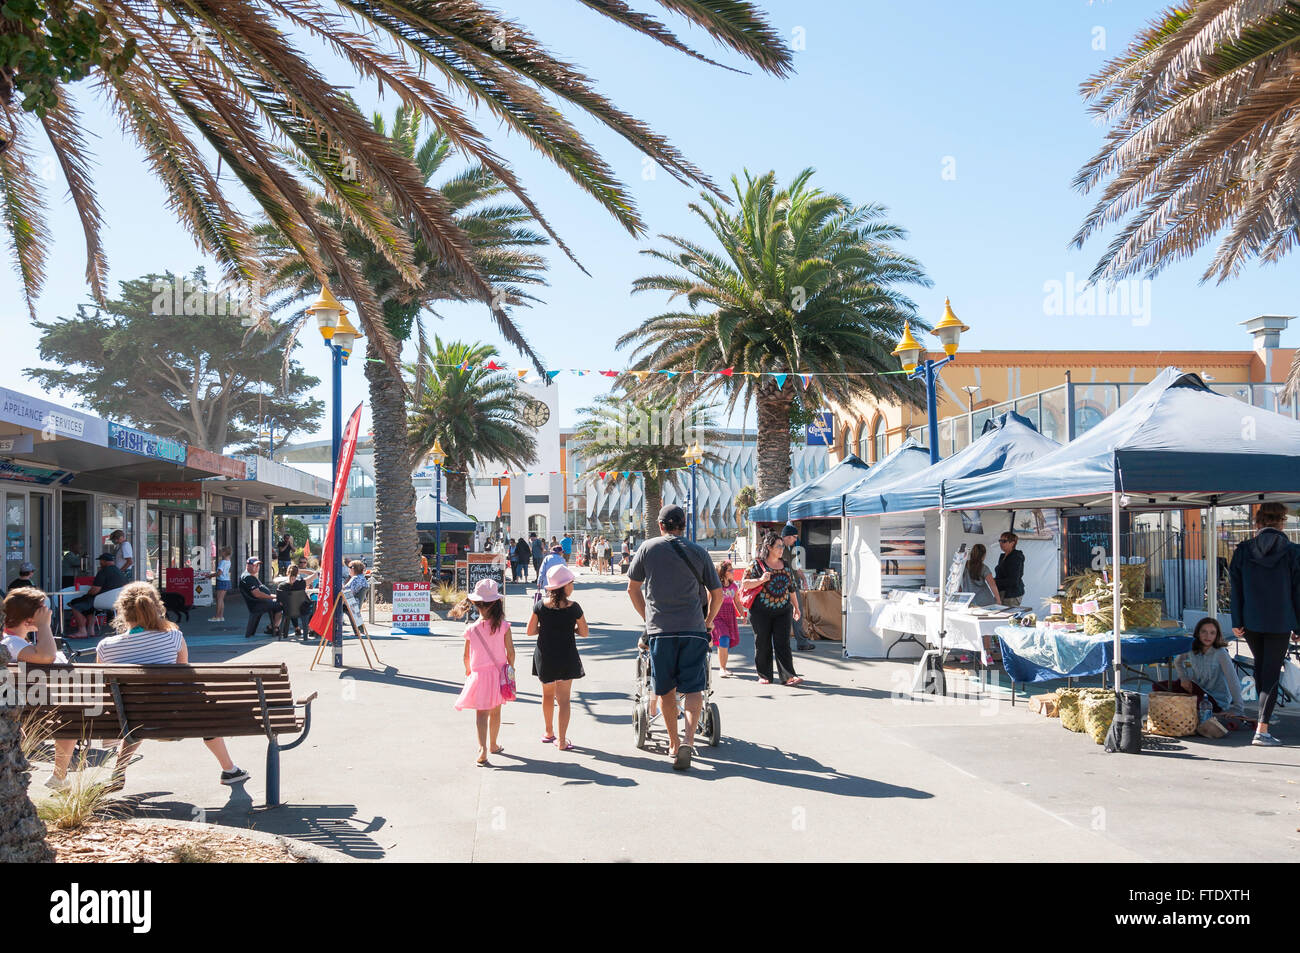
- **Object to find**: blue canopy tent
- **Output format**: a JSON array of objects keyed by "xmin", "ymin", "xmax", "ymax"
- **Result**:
[
  {"xmin": 415, "ymin": 493, "xmax": 477, "ymax": 533},
  {"xmin": 939, "ymin": 368, "xmax": 1300, "ymax": 688},
  {"xmin": 749, "ymin": 453, "xmax": 870, "ymax": 524},
  {"xmin": 788, "ymin": 440, "xmax": 931, "ymax": 520},
  {"xmin": 845, "ymin": 412, "xmax": 1061, "ymax": 517}
]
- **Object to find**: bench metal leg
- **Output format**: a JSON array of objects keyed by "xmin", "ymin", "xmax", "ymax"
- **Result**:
[{"xmin": 265, "ymin": 741, "xmax": 281, "ymax": 808}]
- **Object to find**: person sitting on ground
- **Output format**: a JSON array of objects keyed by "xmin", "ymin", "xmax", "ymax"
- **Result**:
[
  {"xmin": 66, "ymin": 552, "xmax": 126, "ymax": 638},
  {"xmin": 238, "ymin": 556, "xmax": 281, "ymax": 638},
  {"xmin": 2, "ymin": 589, "xmax": 76, "ymax": 790},
  {"xmin": 1168, "ymin": 617, "xmax": 1246, "ymax": 719},
  {"xmin": 97, "ymin": 582, "xmax": 250, "ymax": 791}
]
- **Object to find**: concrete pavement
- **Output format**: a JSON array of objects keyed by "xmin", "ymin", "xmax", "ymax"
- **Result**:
[{"xmin": 37, "ymin": 571, "xmax": 1300, "ymax": 861}]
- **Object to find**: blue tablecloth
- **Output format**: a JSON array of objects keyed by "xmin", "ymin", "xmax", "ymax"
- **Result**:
[{"xmin": 995, "ymin": 625, "xmax": 1192, "ymax": 683}]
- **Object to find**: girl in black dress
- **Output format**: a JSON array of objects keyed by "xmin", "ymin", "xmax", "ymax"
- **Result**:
[{"xmin": 527, "ymin": 564, "xmax": 589, "ymax": 750}]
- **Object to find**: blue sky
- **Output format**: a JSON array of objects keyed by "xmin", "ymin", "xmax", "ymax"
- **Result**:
[{"xmin": 8, "ymin": 0, "xmax": 1298, "ymax": 440}]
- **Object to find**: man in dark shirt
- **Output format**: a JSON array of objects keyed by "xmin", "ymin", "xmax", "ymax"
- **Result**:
[
  {"xmin": 529, "ymin": 532, "xmax": 544, "ymax": 578},
  {"xmin": 8, "ymin": 561, "xmax": 36, "ymax": 590},
  {"xmin": 67, "ymin": 553, "xmax": 127, "ymax": 637},
  {"xmin": 239, "ymin": 556, "xmax": 282, "ymax": 638},
  {"xmin": 994, "ymin": 531, "xmax": 1025, "ymax": 606}
]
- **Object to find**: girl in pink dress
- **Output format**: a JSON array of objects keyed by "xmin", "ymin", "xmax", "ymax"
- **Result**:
[
  {"xmin": 712, "ymin": 561, "xmax": 743, "ymax": 677},
  {"xmin": 453, "ymin": 578, "xmax": 515, "ymax": 766}
]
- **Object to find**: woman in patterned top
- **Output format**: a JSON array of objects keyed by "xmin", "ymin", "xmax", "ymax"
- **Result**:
[{"xmin": 739, "ymin": 531, "xmax": 803, "ymax": 686}]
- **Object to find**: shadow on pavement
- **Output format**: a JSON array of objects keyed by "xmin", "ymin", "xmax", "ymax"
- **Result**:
[
  {"xmin": 124, "ymin": 791, "xmax": 387, "ymax": 860},
  {"xmin": 490, "ymin": 751, "xmax": 637, "ymax": 787}
]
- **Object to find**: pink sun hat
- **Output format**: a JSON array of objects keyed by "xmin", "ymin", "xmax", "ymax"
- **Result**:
[
  {"xmin": 544, "ymin": 564, "xmax": 576, "ymax": 590},
  {"xmin": 467, "ymin": 578, "xmax": 501, "ymax": 602}
]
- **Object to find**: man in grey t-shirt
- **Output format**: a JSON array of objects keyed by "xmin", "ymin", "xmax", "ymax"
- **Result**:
[{"xmin": 627, "ymin": 504, "xmax": 723, "ymax": 771}]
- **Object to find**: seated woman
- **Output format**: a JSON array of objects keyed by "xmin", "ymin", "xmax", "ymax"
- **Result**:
[
  {"xmin": 1170, "ymin": 617, "xmax": 1246, "ymax": 717},
  {"xmin": 276, "ymin": 565, "xmax": 315, "ymax": 635},
  {"xmin": 343, "ymin": 560, "xmax": 369, "ymax": 632},
  {"xmin": 97, "ymin": 582, "xmax": 251, "ymax": 790},
  {"xmin": 1, "ymin": 589, "xmax": 76, "ymax": 790}
]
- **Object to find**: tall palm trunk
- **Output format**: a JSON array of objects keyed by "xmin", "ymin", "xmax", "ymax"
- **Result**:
[
  {"xmin": 755, "ymin": 381, "xmax": 794, "ymax": 502},
  {"xmin": 364, "ymin": 337, "xmax": 423, "ymax": 593},
  {"xmin": 0, "ymin": 648, "xmax": 54, "ymax": 862},
  {"xmin": 642, "ymin": 473, "xmax": 663, "ymax": 540},
  {"xmin": 445, "ymin": 469, "xmax": 469, "ymax": 515}
]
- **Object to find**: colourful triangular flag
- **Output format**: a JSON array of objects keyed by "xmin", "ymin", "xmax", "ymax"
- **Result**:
[
  {"xmin": 662, "ymin": 370, "xmax": 678, "ymax": 378},
  {"xmin": 634, "ymin": 370, "xmax": 650, "ymax": 381},
  {"xmin": 772, "ymin": 373, "xmax": 788, "ymax": 389},
  {"xmin": 546, "ymin": 370, "xmax": 561, "ymax": 381},
  {"xmin": 598, "ymin": 471, "xmax": 607, "ymax": 480},
  {"xmin": 799, "ymin": 374, "xmax": 813, "ymax": 389},
  {"xmin": 719, "ymin": 367, "xmax": 734, "ymax": 377},
  {"xmin": 516, "ymin": 369, "xmax": 528, "ymax": 379},
  {"xmin": 601, "ymin": 370, "xmax": 618, "ymax": 378},
  {"xmin": 485, "ymin": 360, "xmax": 502, "ymax": 371}
]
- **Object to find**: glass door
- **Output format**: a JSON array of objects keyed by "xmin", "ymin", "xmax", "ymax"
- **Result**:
[
  {"xmin": 31, "ymin": 492, "xmax": 52, "ymax": 591},
  {"xmin": 5, "ymin": 493, "xmax": 25, "ymax": 587}
]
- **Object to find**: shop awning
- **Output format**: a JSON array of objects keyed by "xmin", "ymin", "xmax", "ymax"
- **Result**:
[
  {"xmin": 416, "ymin": 494, "xmax": 477, "ymax": 532},
  {"xmin": 942, "ymin": 367, "xmax": 1300, "ymax": 511},
  {"xmin": 750, "ymin": 453, "xmax": 870, "ymax": 524},
  {"xmin": 845, "ymin": 413, "xmax": 1060, "ymax": 517},
  {"xmin": 789, "ymin": 441, "xmax": 932, "ymax": 519}
]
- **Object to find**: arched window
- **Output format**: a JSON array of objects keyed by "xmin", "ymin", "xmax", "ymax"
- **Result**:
[{"xmin": 872, "ymin": 416, "xmax": 886, "ymax": 462}]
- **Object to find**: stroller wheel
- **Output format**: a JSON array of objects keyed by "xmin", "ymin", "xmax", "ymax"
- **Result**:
[
  {"xmin": 703, "ymin": 702, "xmax": 721, "ymax": 746},
  {"xmin": 633, "ymin": 703, "xmax": 649, "ymax": 750}
]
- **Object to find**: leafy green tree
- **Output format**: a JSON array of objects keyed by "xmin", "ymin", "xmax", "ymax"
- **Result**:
[
  {"xmin": 407, "ymin": 339, "xmax": 537, "ymax": 514},
  {"xmin": 279, "ymin": 518, "xmax": 310, "ymax": 550},
  {"xmin": 258, "ymin": 107, "xmax": 548, "ymax": 585},
  {"xmin": 734, "ymin": 485, "xmax": 757, "ymax": 527},
  {"xmin": 619, "ymin": 169, "xmax": 930, "ymax": 501},
  {"xmin": 572, "ymin": 393, "xmax": 723, "ymax": 539},
  {"xmin": 26, "ymin": 270, "xmax": 321, "ymax": 451}
]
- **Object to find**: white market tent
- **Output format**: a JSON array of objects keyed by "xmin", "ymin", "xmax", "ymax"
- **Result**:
[{"xmin": 940, "ymin": 367, "xmax": 1300, "ymax": 686}]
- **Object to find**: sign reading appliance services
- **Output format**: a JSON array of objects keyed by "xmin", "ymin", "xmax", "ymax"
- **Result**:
[
  {"xmin": 108, "ymin": 422, "xmax": 187, "ymax": 463},
  {"xmin": 0, "ymin": 388, "xmax": 108, "ymax": 444}
]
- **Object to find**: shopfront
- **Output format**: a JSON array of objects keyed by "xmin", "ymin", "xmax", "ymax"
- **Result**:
[
  {"xmin": 245, "ymin": 500, "xmax": 270, "ymax": 568},
  {"xmin": 210, "ymin": 494, "xmax": 243, "ymax": 566}
]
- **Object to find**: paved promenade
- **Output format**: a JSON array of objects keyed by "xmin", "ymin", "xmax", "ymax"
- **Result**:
[{"xmin": 37, "ymin": 571, "xmax": 1299, "ymax": 862}]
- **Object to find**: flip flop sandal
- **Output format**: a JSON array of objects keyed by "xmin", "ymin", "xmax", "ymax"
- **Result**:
[
  {"xmin": 757, "ymin": 678, "xmax": 771, "ymax": 685},
  {"xmin": 557, "ymin": 740, "xmax": 575, "ymax": 751},
  {"xmin": 491, "ymin": 745, "xmax": 505, "ymax": 755},
  {"xmin": 672, "ymin": 744, "xmax": 694, "ymax": 771},
  {"xmin": 541, "ymin": 734, "xmax": 556, "ymax": 744},
  {"xmin": 785, "ymin": 676, "xmax": 804, "ymax": 686}
]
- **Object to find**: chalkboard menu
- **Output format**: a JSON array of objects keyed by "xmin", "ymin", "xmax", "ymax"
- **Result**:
[{"xmin": 456, "ymin": 555, "xmax": 506, "ymax": 594}]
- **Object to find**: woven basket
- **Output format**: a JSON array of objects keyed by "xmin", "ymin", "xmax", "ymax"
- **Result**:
[
  {"xmin": 1082, "ymin": 691, "xmax": 1117, "ymax": 744},
  {"xmin": 1127, "ymin": 598, "xmax": 1163, "ymax": 629},
  {"xmin": 1058, "ymin": 688, "xmax": 1085, "ymax": 732},
  {"xmin": 1147, "ymin": 691, "xmax": 1198, "ymax": 737}
]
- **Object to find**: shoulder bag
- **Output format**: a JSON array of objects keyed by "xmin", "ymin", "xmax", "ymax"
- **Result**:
[{"xmin": 468, "ymin": 621, "xmax": 516, "ymax": 702}]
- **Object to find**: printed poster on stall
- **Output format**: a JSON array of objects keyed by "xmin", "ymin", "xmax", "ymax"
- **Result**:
[{"xmin": 391, "ymin": 581, "xmax": 431, "ymax": 635}]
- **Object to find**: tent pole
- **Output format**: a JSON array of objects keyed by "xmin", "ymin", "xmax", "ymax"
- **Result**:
[
  {"xmin": 1205, "ymin": 500, "xmax": 1218, "ymax": 620},
  {"xmin": 841, "ymin": 494, "xmax": 848, "ymax": 660},
  {"xmin": 937, "ymin": 498, "xmax": 947, "ymax": 695},
  {"xmin": 1112, "ymin": 491, "xmax": 1122, "ymax": 691}
]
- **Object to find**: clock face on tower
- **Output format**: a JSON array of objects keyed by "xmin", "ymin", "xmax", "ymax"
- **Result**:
[{"xmin": 521, "ymin": 398, "xmax": 550, "ymax": 429}]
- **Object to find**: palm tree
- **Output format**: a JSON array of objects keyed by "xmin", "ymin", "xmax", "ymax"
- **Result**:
[
  {"xmin": 0, "ymin": 1, "xmax": 792, "ymax": 364},
  {"xmin": 572, "ymin": 394, "xmax": 723, "ymax": 539},
  {"xmin": 618, "ymin": 169, "xmax": 931, "ymax": 501},
  {"xmin": 258, "ymin": 106, "xmax": 547, "ymax": 585},
  {"xmin": 1072, "ymin": 1, "xmax": 1300, "ymax": 398},
  {"xmin": 408, "ymin": 339, "xmax": 537, "ymax": 515}
]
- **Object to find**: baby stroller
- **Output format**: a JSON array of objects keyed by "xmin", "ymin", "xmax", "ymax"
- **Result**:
[{"xmin": 632, "ymin": 631, "xmax": 722, "ymax": 750}]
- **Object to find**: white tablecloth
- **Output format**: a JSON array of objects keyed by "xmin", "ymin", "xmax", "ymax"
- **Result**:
[{"xmin": 860, "ymin": 599, "xmax": 1010, "ymax": 662}]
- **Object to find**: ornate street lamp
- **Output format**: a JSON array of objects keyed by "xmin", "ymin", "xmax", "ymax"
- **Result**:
[
  {"xmin": 431, "ymin": 438, "xmax": 446, "ymax": 581},
  {"xmin": 893, "ymin": 298, "xmax": 969, "ymax": 464},
  {"xmin": 685, "ymin": 441, "xmax": 705, "ymax": 541},
  {"xmin": 307, "ymin": 286, "xmax": 362, "ymax": 667}
]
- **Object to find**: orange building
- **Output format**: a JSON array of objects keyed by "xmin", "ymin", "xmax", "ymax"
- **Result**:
[{"xmin": 829, "ymin": 314, "xmax": 1297, "ymax": 462}]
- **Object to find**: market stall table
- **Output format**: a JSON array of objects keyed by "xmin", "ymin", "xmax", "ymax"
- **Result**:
[
  {"xmin": 863, "ymin": 598, "xmax": 1016, "ymax": 663},
  {"xmin": 995, "ymin": 624, "xmax": 1192, "ymax": 700}
]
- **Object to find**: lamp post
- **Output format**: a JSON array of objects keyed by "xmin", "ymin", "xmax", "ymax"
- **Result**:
[
  {"xmin": 308, "ymin": 286, "xmax": 362, "ymax": 668},
  {"xmin": 685, "ymin": 442, "xmax": 704, "ymax": 542},
  {"xmin": 431, "ymin": 439, "xmax": 446, "ymax": 583},
  {"xmin": 892, "ymin": 298, "xmax": 970, "ymax": 465},
  {"xmin": 260, "ymin": 415, "xmax": 281, "ymax": 460}
]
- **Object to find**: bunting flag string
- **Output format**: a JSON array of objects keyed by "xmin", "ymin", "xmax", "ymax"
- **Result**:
[
  {"xmin": 394, "ymin": 360, "xmax": 907, "ymax": 385},
  {"xmin": 425, "ymin": 464, "xmax": 705, "ymax": 479}
]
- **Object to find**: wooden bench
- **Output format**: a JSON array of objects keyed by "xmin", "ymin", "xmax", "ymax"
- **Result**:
[{"xmin": 6, "ymin": 661, "xmax": 317, "ymax": 807}]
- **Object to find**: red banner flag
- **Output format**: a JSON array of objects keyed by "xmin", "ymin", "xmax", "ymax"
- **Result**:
[{"xmin": 309, "ymin": 403, "xmax": 364, "ymax": 639}]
